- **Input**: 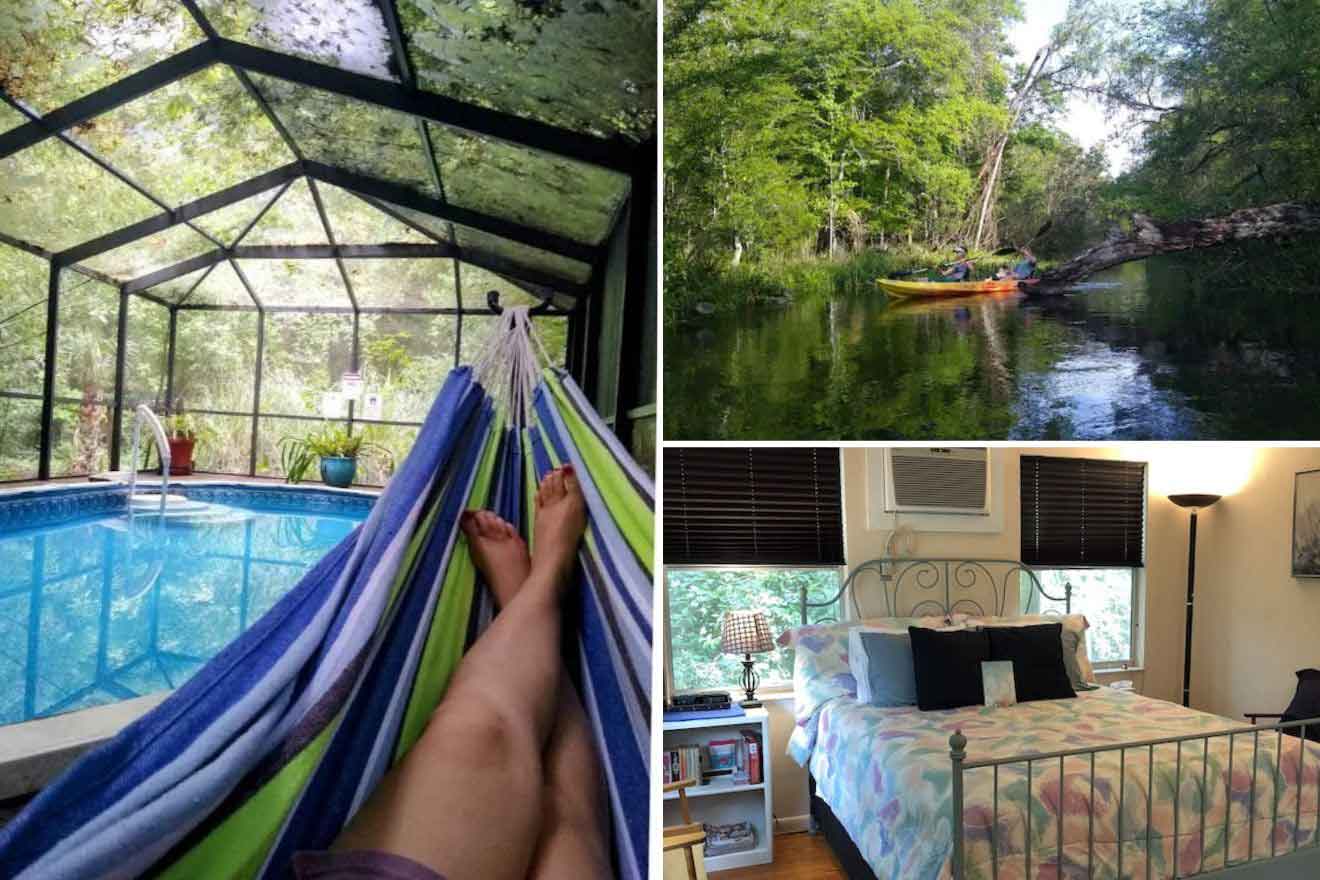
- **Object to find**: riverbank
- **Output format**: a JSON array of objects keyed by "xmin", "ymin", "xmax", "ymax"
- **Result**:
[{"xmin": 664, "ymin": 247, "xmax": 1057, "ymax": 324}]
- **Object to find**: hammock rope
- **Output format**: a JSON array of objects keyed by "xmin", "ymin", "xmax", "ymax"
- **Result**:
[{"xmin": 0, "ymin": 307, "xmax": 653, "ymax": 880}]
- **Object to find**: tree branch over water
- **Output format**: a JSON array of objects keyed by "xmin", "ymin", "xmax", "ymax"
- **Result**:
[{"xmin": 1039, "ymin": 202, "xmax": 1320, "ymax": 285}]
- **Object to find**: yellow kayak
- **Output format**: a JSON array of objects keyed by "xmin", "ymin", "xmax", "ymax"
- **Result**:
[{"xmin": 877, "ymin": 277, "xmax": 1038, "ymax": 298}]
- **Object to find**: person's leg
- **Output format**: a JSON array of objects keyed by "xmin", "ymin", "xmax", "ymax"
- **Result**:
[
  {"xmin": 527, "ymin": 681, "xmax": 611, "ymax": 879},
  {"xmin": 332, "ymin": 467, "xmax": 585, "ymax": 880}
]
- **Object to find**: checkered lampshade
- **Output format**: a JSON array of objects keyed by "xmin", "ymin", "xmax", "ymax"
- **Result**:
[{"xmin": 721, "ymin": 610, "xmax": 774, "ymax": 655}]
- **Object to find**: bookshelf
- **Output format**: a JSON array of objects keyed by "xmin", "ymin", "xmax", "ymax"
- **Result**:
[{"xmin": 661, "ymin": 706, "xmax": 773, "ymax": 872}]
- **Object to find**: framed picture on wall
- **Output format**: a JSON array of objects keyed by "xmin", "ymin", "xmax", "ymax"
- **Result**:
[{"xmin": 1292, "ymin": 469, "xmax": 1320, "ymax": 577}]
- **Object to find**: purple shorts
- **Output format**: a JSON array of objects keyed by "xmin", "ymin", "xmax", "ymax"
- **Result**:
[{"xmin": 293, "ymin": 850, "xmax": 445, "ymax": 880}]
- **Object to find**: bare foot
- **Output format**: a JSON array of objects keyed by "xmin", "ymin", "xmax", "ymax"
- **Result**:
[
  {"xmin": 460, "ymin": 510, "xmax": 530, "ymax": 609},
  {"xmin": 531, "ymin": 465, "xmax": 587, "ymax": 583}
]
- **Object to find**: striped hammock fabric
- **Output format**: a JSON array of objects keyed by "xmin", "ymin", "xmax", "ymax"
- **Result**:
[{"xmin": 0, "ymin": 308, "xmax": 653, "ymax": 880}]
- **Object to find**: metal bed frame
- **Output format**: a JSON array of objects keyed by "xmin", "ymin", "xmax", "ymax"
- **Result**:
[{"xmin": 798, "ymin": 556, "xmax": 1320, "ymax": 879}]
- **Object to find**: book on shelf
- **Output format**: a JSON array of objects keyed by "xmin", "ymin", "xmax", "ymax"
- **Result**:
[{"xmin": 662, "ymin": 744, "xmax": 705, "ymax": 785}]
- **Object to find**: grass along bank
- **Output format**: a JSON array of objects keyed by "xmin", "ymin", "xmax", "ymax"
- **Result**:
[{"xmin": 664, "ymin": 246, "xmax": 1045, "ymax": 324}]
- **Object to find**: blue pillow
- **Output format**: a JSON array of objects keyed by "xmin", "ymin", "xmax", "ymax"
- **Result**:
[{"xmin": 853, "ymin": 631, "xmax": 918, "ymax": 707}]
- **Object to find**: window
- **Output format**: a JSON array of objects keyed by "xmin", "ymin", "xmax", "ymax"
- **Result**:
[
  {"xmin": 1020, "ymin": 454, "xmax": 1147, "ymax": 670},
  {"xmin": 665, "ymin": 567, "xmax": 841, "ymax": 692},
  {"xmin": 1021, "ymin": 568, "xmax": 1139, "ymax": 669}
]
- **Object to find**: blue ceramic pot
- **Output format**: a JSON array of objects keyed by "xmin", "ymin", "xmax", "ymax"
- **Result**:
[{"xmin": 320, "ymin": 456, "xmax": 356, "ymax": 488}]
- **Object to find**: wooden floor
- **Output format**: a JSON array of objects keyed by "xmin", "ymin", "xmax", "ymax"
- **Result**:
[{"xmin": 710, "ymin": 833, "xmax": 846, "ymax": 880}]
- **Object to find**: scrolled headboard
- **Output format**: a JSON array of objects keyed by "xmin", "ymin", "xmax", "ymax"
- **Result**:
[{"xmin": 799, "ymin": 557, "xmax": 1070, "ymax": 625}]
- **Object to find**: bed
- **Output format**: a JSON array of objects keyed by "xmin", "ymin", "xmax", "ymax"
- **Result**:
[{"xmin": 786, "ymin": 558, "xmax": 1320, "ymax": 879}]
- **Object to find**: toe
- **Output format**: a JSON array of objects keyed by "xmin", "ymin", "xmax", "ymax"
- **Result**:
[{"xmin": 562, "ymin": 463, "xmax": 580, "ymax": 497}]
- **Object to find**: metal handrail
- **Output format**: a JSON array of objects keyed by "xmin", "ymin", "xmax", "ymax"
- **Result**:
[{"xmin": 128, "ymin": 404, "xmax": 170, "ymax": 516}]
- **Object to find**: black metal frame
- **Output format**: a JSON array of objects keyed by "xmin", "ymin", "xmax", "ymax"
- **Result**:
[{"xmin": 1, "ymin": 1, "xmax": 655, "ymax": 484}]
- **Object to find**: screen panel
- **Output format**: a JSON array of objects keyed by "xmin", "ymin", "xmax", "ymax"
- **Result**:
[
  {"xmin": 192, "ymin": 184, "xmax": 288, "ymax": 246},
  {"xmin": 187, "ymin": 413, "xmax": 254, "ymax": 475},
  {"xmin": 459, "ymin": 313, "xmax": 568, "ymax": 369},
  {"xmin": 345, "ymin": 258, "xmax": 455, "ymax": 309},
  {"xmin": 149, "ymin": 265, "xmax": 213, "ymax": 304},
  {"xmin": 427, "ymin": 123, "xmax": 629, "ymax": 245},
  {"xmin": 81, "ymin": 224, "xmax": 215, "ymax": 282},
  {"xmin": 198, "ymin": 0, "xmax": 396, "ymax": 80},
  {"xmin": 453, "ymin": 224, "xmax": 591, "ymax": 285},
  {"xmin": 397, "ymin": 0, "xmax": 655, "ymax": 140},
  {"xmin": 316, "ymin": 185, "xmax": 431, "ymax": 245},
  {"xmin": 238, "ymin": 259, "xmax": 351, "ymax": 308},
  {"xmin": 358, "ymin": 312, "xmax": 459, "ymax": 420},
  {"xmin": 187, "ymin": 261, "xmax": 256, "ymax": 307},
  {"xmin": 0, "ymin": 243, "xmax": 49, "ymax": 394},
  {"xmin": 75, "ymin": 66, "xmax": 295, "ymax": 206},
  {"xmin": 0, "ymin": 139, "xmax": 160, "ymax": 252},
  {"xmin": 174, "ymin": 310, "xmax": 258, "ymax": 411},
  {"xmin": 353, "ymin": 423, "xmax": 414, "ymax": 486},
  {"xmin": 260, "ymin": 313, "xmax": 354, "ymax": 417},
  {"xmin": 0, "ymin": 4, "xmax": 205, "ymax": 118},
  {"xmin": 50, "ymin": 403, "xmax": 111, "ymax": 477},
  {"xmin": 248, "ymin": 74, "xmax": 436, "ymax": 194},
  {"xmin": 123, "ymin": 296, "xmax": 169, "ymax": 409},
  {"xmin": 0, "ymin": 398, "xmax": 42, "ymax": 482},
  {"xmin": 243, "ymin": 179, "xmax": 330, "ymax": 246},
  {"xmin": 55, "ymin": 274, "xmax": 119, "ymax": 408}
]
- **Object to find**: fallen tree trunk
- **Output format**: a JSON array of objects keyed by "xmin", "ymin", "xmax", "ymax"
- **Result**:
[{"xmin": 1038, "ymin": 202, "xmax": 1320, "ymax": 285}]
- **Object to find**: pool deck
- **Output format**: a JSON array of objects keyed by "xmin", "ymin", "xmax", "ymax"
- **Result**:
[{"xmin": 0, "ymin": 473, "xmax": 384, "ymax": 496}]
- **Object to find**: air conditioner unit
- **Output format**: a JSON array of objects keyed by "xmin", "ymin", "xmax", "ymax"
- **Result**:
[{"xmin": 883, "ymin": 448, "xmax": 990, "ymax": 516}]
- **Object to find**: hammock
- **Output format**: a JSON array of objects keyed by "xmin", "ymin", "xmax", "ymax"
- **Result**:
[{"xmin": 0, "ymin": 308, "xmax": 653, "ymax": 880}]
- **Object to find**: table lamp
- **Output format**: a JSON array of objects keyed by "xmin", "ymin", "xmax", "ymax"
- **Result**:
[
  {"xmin": 721, "ymin": 610, "xmax": 774, "ymax": 708},
  {"xmin": 1169, "ymin": 492, "xmax": 1222, "ymax": 707}
]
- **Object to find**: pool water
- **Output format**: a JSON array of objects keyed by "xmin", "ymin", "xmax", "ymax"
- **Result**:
[{"xmin": 0, "ymin": 502, "xmax": 366, "ymax": 726}]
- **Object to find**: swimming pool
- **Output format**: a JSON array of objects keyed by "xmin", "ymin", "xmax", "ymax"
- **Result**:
[{"xmin": 0, "ymin": 483, "xmax": 374, "ymax": 728}]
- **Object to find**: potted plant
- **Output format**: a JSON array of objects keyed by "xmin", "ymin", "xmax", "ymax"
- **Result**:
[
  {"xmin": 279, "ymin": 426, "xmax": 391, "ymax": 488},
  {"xmin": 161, "ymin": 414, "xmax": 206, "ymax": 476}
]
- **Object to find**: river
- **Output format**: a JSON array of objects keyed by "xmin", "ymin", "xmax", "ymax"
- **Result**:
[{"xmin": 664, "ymin": 258, "xmax": 1320, "ymax": 440}]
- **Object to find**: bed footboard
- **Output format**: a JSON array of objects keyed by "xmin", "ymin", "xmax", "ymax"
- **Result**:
[{"xmin": 950, "ymin": 717, "xmax": 1320, "ymax": 879}]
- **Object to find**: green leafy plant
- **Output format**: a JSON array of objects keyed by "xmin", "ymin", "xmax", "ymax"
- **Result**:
[{"xmin": 278, "ymin": 426, "xmax": 393, "ymax": 485}]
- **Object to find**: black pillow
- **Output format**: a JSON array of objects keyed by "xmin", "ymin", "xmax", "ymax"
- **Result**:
[
  {"xmin": 1282, "ymin": 668, "xmax": 1320, "ymax": 742},
  {"xmin": 907, "ymin": 626, "xmax": 991, "ymax": 710},
  {"xmin": 986, "ymin": 623, "xmax": 1077, "ymax": 703}
]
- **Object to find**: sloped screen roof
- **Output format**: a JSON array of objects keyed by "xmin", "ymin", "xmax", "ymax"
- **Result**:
[{"xmin": 0, "ymin": 0, "xmax": 654, "ymax": 308}]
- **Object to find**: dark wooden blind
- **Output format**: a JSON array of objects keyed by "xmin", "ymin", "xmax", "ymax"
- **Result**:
[
  {"xmin": 663, "ymin": 447, "xmax": 845, "ymax": 565},
  {"xmin": 1020, "ymin": 455, "xmax": 1146, "ymax": 567}
]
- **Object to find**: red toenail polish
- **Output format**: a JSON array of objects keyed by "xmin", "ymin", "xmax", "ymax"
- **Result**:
[{"xmin": 563, "ymin": 464, "xmax": 574, "ymax": 475}]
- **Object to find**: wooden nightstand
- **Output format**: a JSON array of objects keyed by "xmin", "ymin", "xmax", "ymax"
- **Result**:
[{"xmin": 661, "ymin": 707, "xmax": 773, "ymax": 871}]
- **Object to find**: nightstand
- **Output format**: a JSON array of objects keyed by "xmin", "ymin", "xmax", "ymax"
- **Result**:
[{"xmin": 661, "ymin": 706, "xmax": 773, "ymax": 871}]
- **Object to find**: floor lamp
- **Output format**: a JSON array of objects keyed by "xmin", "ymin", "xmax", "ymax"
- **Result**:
[{"xmin": 1169, "ymin": 493, "xmax": 1222, "ymax": 707}]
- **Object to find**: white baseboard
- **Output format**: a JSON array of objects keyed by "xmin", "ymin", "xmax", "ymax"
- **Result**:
[{"xmin": 774, "ymin": 814, "xmax": 811, "ymax": 834}]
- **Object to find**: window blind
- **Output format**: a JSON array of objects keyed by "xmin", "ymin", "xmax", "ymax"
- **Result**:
[
  {"xmin": 663, "ymin": 447, "xmax": 845, "ymax": 566},
  {"xmin": 1020, "ymin": 455, "xmax": 1146, "ymax": 567}
]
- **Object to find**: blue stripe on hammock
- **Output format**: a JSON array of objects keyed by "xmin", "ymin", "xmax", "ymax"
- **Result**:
[{"xmin": 258, "ymin": 404, "xmax": 496, "ymax": 873}]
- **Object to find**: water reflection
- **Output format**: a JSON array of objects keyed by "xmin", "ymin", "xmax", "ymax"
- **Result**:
[
  {"xmin": 0, "ymin": 508, "xmax": 361, "ymax": 725},
  {"xmin": 666, "ymin": 258, "xmax": 1320, "ymax": 440}
]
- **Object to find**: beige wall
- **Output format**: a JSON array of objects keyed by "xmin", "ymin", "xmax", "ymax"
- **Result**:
[
  {"xmin": 676, "ymin": 444, "xmax": 1307, "ymax": 829},
  {"xmin": 1191, "ymin": 446, "xmax": 1320, "ymax": 719}
]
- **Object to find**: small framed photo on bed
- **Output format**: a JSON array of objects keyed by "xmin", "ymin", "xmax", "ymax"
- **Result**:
[
  {"xmin": 981, "ymin": 661, "xmax": 1017, "ymax": 708},
  {"xmin": 1293, "ymin": 468, "xmax": 1320, "ymax": 577}
]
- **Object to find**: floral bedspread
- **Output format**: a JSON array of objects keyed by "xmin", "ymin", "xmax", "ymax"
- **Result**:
[{"xmin": 805, "ymin": 689, "xmax": 1320, "ymax": 879}]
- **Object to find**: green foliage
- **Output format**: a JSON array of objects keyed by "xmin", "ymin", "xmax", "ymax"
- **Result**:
[
  {"xmin": 278, "ymin": 426, "xmax": 394, "ymax": 486},
  {"xmin": 666, "ymin": 568, "xmax": 840, "ymax": 691}
]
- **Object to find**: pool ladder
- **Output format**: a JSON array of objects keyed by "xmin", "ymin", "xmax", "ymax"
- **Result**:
[{"xmin": 128, "ymin": 404, "xmax": 170, "ymax": 517}]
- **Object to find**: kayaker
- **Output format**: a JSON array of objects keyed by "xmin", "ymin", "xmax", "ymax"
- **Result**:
[
  {"xmin": 994, "ymin": 246, "xmax": 1037, "ymax": 280},
  {"xmin": 935, "ymin": 245, "xmax": 974, "ymax": 282}
]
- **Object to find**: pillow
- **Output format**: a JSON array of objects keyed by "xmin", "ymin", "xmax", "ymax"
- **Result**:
[
  {"xmin": 1059, "ymin": 630, "xmax": 1100, "ymax": 690},
  {"xmin": 849, "ymin": 630, "xmax": 918, "ymax": 707},
  {"xmin": 985, "ymin": 623, "xmax": 1076, "ymax": 703},
  {"xmin": 970, "ymin": 614, "xmax": 1096, "ymax": 683},
  {"xmin": 907, "ymin": 627, "xmax": 992, "ymax": 710}
]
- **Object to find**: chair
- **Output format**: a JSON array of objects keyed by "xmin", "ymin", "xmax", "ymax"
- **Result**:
[
  {"xmin": 1246, "ymin": 668, "xmax": 1320, "ymax": 741},
  {"xmin": 663, "ymin": 779, "xmax": 708, "ymax": 880}
]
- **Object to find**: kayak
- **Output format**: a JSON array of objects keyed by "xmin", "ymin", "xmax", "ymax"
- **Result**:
[{"xmin": 877, "ymin": 277, "xmax": 1039, "ymax": 298}]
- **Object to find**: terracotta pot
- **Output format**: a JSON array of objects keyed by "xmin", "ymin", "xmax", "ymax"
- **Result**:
[{"xmin": 167, "ymin": 437, "xmax": 195, "ymax": 476}]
